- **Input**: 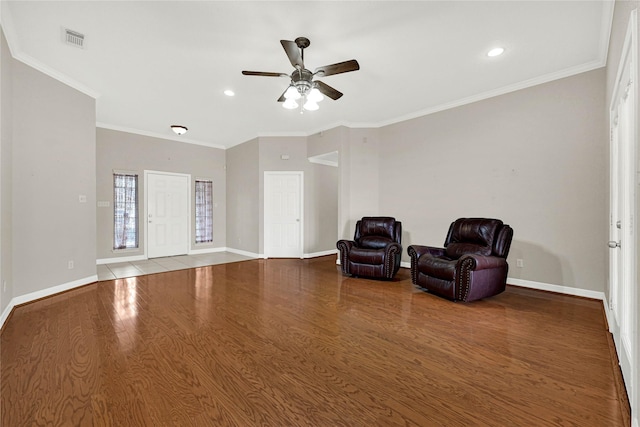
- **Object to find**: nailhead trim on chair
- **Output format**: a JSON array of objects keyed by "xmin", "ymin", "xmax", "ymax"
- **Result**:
[
  {"xmin": 336, "ymin": 241, "xmax": 350, "ymax": 274},
  {"xmin": 407, "ymin": 246, "xmax": 418, "ymax": 285},
  {"xmin": 458, "ymin": 257, "xmax": 474, "ymax": 301},
  {"xmin": 384, "ymin": 245, "xmax": 400, "ymax": 278}
]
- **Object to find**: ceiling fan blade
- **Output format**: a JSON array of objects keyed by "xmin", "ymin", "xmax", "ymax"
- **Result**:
[
  {"xmin": 277, "ymin": 89, "xmax": 287, "ymax": 102},
  {"xmin": 315, "ymin": 81, "xmax": 343, "ymax": 100},
  {"xmin": 314, "ymin": 60, "xmax": 360, "ymax": 77},
  {"xmin": 280, "ymin": 40, "xmax": 304, "ymax": 69},
  {"xmin": 242, "ymin": 71, "xmax": 288, "ymax": 77}
]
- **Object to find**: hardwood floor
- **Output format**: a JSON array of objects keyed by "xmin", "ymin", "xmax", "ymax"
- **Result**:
[{"xmin": 1, "ymin": 256, "xmax": 629, "ymax": 426}]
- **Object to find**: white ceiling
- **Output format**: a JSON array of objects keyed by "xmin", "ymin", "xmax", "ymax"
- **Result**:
[{"xmin": 2, "ymin": 1, "xmax": 613, "ymax": 149}]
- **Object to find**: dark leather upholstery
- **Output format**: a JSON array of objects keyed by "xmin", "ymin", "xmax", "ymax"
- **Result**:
[
  {"xmin": 337, "ymin": 217, "xmax": 402, "ymax": 279},
  {"xmin": 408, "ymin": 218, "xmax": 513, "ymax": 302}
]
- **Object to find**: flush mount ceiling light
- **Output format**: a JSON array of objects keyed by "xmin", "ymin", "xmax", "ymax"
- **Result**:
[
  {"xmin": 170, "ymin": 125, "xmax": 188, "ymax": 135},
  {"xmin": 224, "ymin": 89, "xmax": 235, "ymax": 97},
  {"xmin": 487, "ymin": 47, "xmax": 505, "ymax": 57}
]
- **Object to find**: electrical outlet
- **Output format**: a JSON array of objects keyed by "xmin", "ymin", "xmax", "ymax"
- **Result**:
[
  {"xmin": 516, "ymin": 259, "xmax": 524, "ymax": 268},
  {"xmin": 68, "ymin": 260, "xmax": 74, "ymax": 269}
]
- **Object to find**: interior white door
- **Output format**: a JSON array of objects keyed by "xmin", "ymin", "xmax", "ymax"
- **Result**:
[
  {"xmin": 146, "ymin": 172, "xmax": 190, "ymax": 258},
  {"xmin": 608, "ymin": 10, "xmax": 637, "ymax": 410},
  {"xmin": 264, "ymin": 172, "xmax": 303, "ymax": 258}
]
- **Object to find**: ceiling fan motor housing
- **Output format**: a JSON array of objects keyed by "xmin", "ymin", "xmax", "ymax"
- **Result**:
[
  {"xmin": 291, "ymin": 69, "xmax": 314, "ymax": 95},
  {"xmin": 241, "ymin": 37, "xmax": 358, "ymax": 103},
  {"xmin": 295, "ymin": 37, "xmax": 310, "ymax": 49}
]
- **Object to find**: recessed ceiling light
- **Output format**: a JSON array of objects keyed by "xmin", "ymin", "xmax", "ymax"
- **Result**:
[
  {"xmin": 487, "ymin": 47, "xmax": 505, "ymax": 57},
  {"xmin": 224, "ymin": 90, "xmax": 235, "ymax": 97}
]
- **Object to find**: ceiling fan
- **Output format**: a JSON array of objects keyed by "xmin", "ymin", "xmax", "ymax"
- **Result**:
[{"xmin": 242, "ymin": 37, "xmax": 360, "ymax": 111}]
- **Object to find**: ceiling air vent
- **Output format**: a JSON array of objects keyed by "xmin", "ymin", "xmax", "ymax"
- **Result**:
[{"xmin": 64, "ymin": 28, "xmax": 85, "ymax": 49}]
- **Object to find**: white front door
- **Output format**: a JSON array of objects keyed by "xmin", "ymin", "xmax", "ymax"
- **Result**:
[
  {"xmin": 264, "ymin": 172, "xmax": 303, "ymax": 258},
  {"xmin": 608, "ymin": 9, "xmax": 637, "ymax": 411},
  {"xmin": 146, "ymin": 171, "xmax": 190, "ymax": 258}
]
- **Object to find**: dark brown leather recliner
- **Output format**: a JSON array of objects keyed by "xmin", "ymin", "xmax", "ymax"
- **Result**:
[
  {"xmin": 408, "ymin": 218, "xmax": 513, "ymax": 302},
  {"xmin": 337, "ymin": 217, "xmax": 402, "ymax": 279}
]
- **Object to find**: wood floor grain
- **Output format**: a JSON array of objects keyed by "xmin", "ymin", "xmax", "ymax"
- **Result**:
[{"xmin": 1, "ymin": 256, "xmax": 629, "ymax": 426}]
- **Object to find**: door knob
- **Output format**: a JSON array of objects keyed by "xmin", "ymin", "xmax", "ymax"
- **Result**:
[{"xmin": 608, "ymin": 241, "xmax": 621, "ymax": 248}]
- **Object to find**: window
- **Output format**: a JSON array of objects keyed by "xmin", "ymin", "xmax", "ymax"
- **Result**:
[
  {"xmin": 195, "ymin": 180, "xmax": 213, "ymax": 243},
  {"xmin": 113, "ymin": 173, "xmax": 138, "ymax": 249}
]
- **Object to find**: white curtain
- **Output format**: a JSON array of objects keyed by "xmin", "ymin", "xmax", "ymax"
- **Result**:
[
  {"xmin": 195, "ymin": 180, "xmax": 213, "ymax": 243},
  {"xmin": 114, "ymin": 174, "xmax": 138, "ymax": 249}
]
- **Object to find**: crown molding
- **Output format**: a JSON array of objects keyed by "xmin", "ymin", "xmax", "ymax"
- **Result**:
[
  {"xmin": 96, "ymin": 123, "xmax": 226, "ymax": 150},
  {"xmin": 15, "ymin": 52, "xmax": 101, "ymax": 99},
  {"xmin": 598, "ymin": 0, "xmax": 615, "ymax": 66},
  {"xmin": 1, "ymin": 8, "xmax": 100, "ymax": 99},
  {"xmin": 3, "ymin": 1, "xmax": 614, "ymax": 150},
  {"xmin": 373, "ymin": 59, "xmax": 606, "ymax": 129}
]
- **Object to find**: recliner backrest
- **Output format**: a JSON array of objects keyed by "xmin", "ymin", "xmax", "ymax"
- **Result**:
[
  {"xmin": 354, "ymin": 217, "xmax": 401, "ymax": 249},
  {"xmin": 444, "ymin": 218, "xmax": 504, "ymax": 259}
]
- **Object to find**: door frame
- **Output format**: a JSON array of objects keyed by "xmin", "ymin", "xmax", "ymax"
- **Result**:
[
  {"xmin": 144, "ymin": 170, "xmax": 192, "ymax": 259},
  {"xmin": 263, "ymin": 171, "xmax": 304, "ymax": 259},
  {"xmin": 608, "ymin": 8, "xmax": 638, "ymax": 421}
]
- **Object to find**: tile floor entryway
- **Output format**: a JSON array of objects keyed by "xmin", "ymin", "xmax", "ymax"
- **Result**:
[{"xmin": 97, "ymin": 252, "xmax": 256, "ymax": 281}]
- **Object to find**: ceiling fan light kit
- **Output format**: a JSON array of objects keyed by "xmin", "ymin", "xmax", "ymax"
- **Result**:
[{"xmin": 242, "ymin": 36, "xmax": 359, "ymax": 112}]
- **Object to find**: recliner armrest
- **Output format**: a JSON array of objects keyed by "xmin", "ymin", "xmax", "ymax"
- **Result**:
[
  {"xmin": 336, "ymin": 240, "xmax": 354, "ymax": 274},
  {"xmin": 407, "ymin": 245, "xmax": 446, "ymax": 260},
  {"xmin": 407, "ymin": 245, "xmax": 445, "ymax": 285},
  {"xmin": 384, "ymin": 242, "xmax": 402, "ymax": 255},
  {"xmin": 458, "ymin": 254, "xmax": 507, "ymax": 271},
  {"xmin": 336, "ymin": 239, "xmax": 354, "ymax": 252}
]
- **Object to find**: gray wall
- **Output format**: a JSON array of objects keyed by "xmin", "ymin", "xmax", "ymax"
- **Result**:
[
  {"xmin": 0, "ymin": 7, "xmax": 616, "ymax": 307},
  {"xmin": 309, "ymin": 162, "xmax": 338, "ymax": 252},
  {"xmin": 12, "ymin": 57, "xmax": 96, "ymax": 296},
  {"xmin": 258, "ymin": 135, "xmax": 337, "ymax": 255},
  {"xmin": 258, "ymin": 136, "xmax": 308, "ymax": 255},
  {"xmin": 226, "ymin": 135, "xmax": 340, "ymax": 257},
  {"xmin": 96, "ymin": 128, "xmax": 226, "ymax": 260},
  {"xmin": 226, "ymin": 138, "xmax": 259, "ymax": 254},
  {"xmin": 378, "ymin": 69, "xmax": 607, "ymax": 291},
  {"xmin": 1, "ymin": 28, "xmax": 13, "ymax": 314},
  {"xmin": 340, "ymin": 128, "xmax": 382, "ymax": 239},
  {"xmin": 308, "ymin": 126, "xmax": 346, "ymax": 243}
]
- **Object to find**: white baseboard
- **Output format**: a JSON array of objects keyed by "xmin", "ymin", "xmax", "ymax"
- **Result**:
[
  {"xmin": 336, "ymin": 260, "xmax": 602, "ymax": 301},
  {"xmin": 97, "ymin": 254, "xmax": 146, "ymax": 265},
  {"xmin": 98, "ymin": 247, "xmax": 229, "ymax": 264},
  {"xmin": 507, "ymin": 277, "xmax": 604, "ymax": 301},
  {"xmin": 225, "ymin": 247, "xmax": 262, "ymax": 258},
  {"xmin": 2, "ymin": 264, "xmax": 604, "ymax": 333},
  {"xmin": 0, "ymin": 275, "xmax": 98, "ymax": 330},
  {"xmin": 0, "ymin": 300, "xmax": 14, "ymax": 331},
  {"xmin": 602, "ymin": 294, "xmax": 613, "ymax": 331},
  {"xmin": 304, "ymin": 249, "xmax": 338, "ymax": 258},
  {"xmin": 189, "ymin": 246, "xmax": 226, "ymax": 255},
  {"xmin": 242, "ymin": 249, "xmax": 339, "ymax": 259}
]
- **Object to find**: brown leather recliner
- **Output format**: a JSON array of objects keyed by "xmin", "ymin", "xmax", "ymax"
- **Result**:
[
  {"xmin": 408, "ymin": 218, "xmax": 513, "ymax": 302},
  {"xmin": 337, "ymin": 217, "xmax": 402, "ymax": 279}
]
